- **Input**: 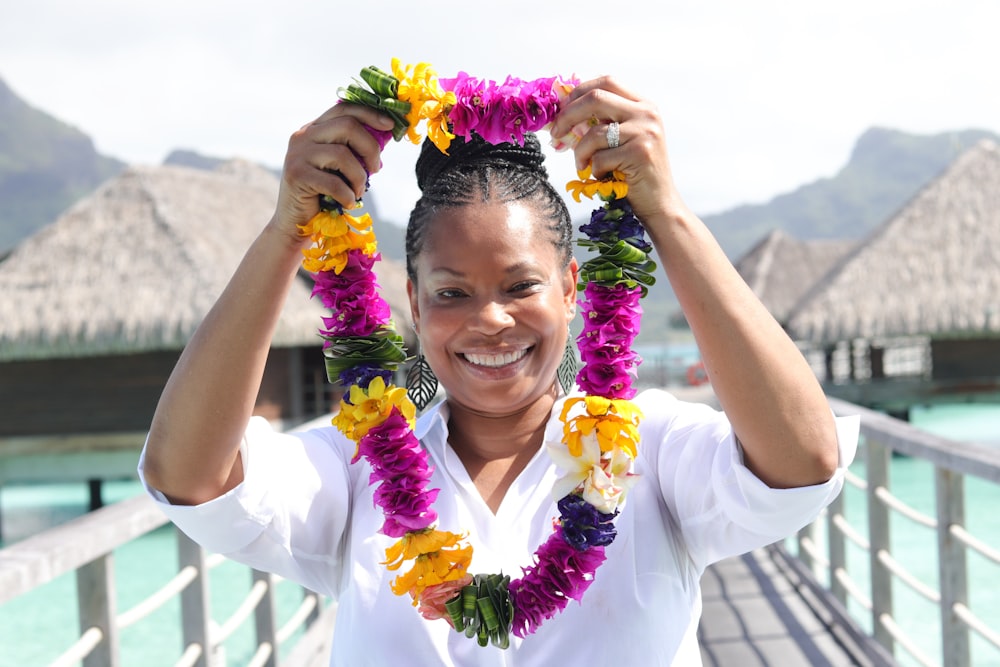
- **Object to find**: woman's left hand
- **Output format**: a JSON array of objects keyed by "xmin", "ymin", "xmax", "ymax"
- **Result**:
[{"xmin": 549, "ymin": 76, "xmax": 690, "ymax": 229}]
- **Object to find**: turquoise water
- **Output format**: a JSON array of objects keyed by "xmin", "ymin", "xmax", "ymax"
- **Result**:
[
  {"xmin": 2, "ymin": 402, "xmax": 999, "ymax": 666},
  {"xmin": 804, "ymin": 403, "xmax": 1000, "ymax": 667},
  {"xmin": 0, "ymin": 482, "xmax": 308, "ymax": 666}
]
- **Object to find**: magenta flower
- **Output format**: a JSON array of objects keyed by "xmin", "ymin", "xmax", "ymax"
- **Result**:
[
  {"xmin": 320, "ymin": 294, "xmax": 391, "ymax": 337},
  {"xmin": 355, "ymin": 410, "xmax": 440, "ymax": 537},
  {"xmin": 312, "ymin": 249, "xmax": 392, "ymax": 337},
  {"xmin": 441, "ymin": 73, "xmax": 570, "ymax": 146},
  {"xmin": 508, "ymin": 526, "xmax": 607, "ymax": 637},
  {"xmin": 439, "ymin": 72, "xmax": 495, "ymax": 139},
  {"xmin": 576, "ymin": 362, "xmax": 637, "ymax": 399}
]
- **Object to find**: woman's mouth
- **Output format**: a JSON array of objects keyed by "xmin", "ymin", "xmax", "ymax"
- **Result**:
[{"xmin": 462, "ymin": 348, "xmax": 530, "ymax": 368}]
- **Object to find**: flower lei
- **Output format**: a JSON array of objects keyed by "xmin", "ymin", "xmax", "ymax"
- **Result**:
[{"xmin": 297, "ymin": 59, "xmax": 656, "ymax": 648}]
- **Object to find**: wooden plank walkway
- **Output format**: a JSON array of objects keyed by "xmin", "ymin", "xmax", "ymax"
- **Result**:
[{"xmin": 699, "ymin": 545, "xmax": 896, "ymax": 666}]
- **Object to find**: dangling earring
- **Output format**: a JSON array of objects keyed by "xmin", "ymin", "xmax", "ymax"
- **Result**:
[
  {"xmin": 556, "ymin": 327, "xmax": 578, "ymax": 395},
  {"xmin": 405, "ymin": 338, "xmax": 438, "ymax": 412}
]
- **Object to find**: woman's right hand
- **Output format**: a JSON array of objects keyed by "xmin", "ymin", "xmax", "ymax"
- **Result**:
[{"xmin": 271, "ymin": 103, "xmax": 396, "ymax": 244}]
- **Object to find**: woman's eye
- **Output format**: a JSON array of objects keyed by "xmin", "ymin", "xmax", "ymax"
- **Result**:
[
  {"xmin": 511, "ymin": 281, "xmax": 539, "ymax": 293},
  {"xmin": 437, "ymin": 289, "xmax": 465, "ymax": 299}
]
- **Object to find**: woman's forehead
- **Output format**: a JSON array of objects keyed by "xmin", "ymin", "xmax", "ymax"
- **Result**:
[{"xmin": 417, "ymin": 203, "xmax": 561, "ymax": 273}]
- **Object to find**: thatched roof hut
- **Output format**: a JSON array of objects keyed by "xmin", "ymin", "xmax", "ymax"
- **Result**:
[
  {"xmin": 735, "ymin": 229, "xmax": 856, "ymax": 325},
  {"xmin": 0, "ymin": 161, "xmax": 412, "ymax": 361},
  {"xmin": 0, "ymin": 162, "xmax": 413, "ymax": 440},
  {"xmin": 786, "ymin": 139, "xmax": 1000, "ymax": 343}
]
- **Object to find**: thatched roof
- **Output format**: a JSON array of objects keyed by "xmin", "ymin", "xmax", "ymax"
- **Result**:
[
  {"xmin": 786, "ymin": 139, "xmax": 1000, "ymax": 344},
  {"xmin": 735, "ymin": 229, "xmax": 856, "ymax": 324},
  {"xmin": 0, "ymin": 162, "xmax": 413, "ymax": 361}
]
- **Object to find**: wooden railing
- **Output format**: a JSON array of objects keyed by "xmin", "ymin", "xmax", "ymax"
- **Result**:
[
  {"xmin": 0, "ymin": 494, "xmax": 329, "ymax": 667},
  {"xmin": 793, "ymin": 397, "xmax": 1000, "ymax": 667}
]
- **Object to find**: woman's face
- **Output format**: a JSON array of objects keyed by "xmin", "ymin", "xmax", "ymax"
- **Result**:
[{"xmin": 407, "ymin": 200, "xmax": 576, "ymax": 417}]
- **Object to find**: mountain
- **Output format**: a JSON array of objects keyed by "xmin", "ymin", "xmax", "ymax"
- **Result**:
[
  {"xmin": 703, "ymin": 127, "xmax": 1000, "ymax": 260},
  {"xmin": 0, "ymin": 77, "xmax": 125, "ymax": 254}
]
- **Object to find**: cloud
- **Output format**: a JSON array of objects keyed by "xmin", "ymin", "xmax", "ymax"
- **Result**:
[{"xmin": 2, "ymin": 0, "xmax": 999, "ymax": 224}]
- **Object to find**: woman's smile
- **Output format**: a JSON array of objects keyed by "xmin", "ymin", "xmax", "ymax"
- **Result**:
[{"xmin": 461, "ymin": 347, "xmax": 531, "ymax": 369}]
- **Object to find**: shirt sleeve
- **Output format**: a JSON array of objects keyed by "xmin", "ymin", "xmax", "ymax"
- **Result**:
[
  {"xmin": 136, "ymin": 416, "xmax": 354, "ymax": 597},
  {"xmin": 636, "ymin": 389, "xmax": 859, "ymax": 571}
]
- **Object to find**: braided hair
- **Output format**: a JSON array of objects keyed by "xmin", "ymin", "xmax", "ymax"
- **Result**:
[{"xmin": 405, "ymin": 132, "xmax": 573, "ymax": 282}]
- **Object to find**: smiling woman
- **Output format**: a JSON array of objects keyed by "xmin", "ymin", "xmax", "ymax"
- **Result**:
[{"xmin": 137, "ymin": 60, "xmax": 857, "ymax": 666}]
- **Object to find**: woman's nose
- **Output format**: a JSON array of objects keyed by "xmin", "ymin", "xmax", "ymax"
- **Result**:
[{"xmin": 470, "ymin": 300, "xmax": 515, "ymax": 334}]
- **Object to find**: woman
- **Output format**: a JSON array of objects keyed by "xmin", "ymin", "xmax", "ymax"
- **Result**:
[{"xmin": 140, "ymin": 75, "xmax": 857, "ymax": 665}]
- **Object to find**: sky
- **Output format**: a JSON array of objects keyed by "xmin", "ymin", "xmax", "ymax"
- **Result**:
[{"xmin": 2, "ymin": 0, "xmax": 999, "ymax": 225}]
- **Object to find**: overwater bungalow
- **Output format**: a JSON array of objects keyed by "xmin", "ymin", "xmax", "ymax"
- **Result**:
[
  {"xmin": 0, "ymin": 161, "xmax": 413, "ymax": 500},
  {"xmin": 784, "ymin": 139, "xmax": 1000, "ymax": 413},
  {"xmin": 734, "ymin": 228, "xmax": 856, "ymax": 327}
]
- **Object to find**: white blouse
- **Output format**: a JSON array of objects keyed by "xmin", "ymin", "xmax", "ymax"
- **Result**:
[{"xmin": 139, "ymin": 388, "xmax": 858, "ymax": 666}]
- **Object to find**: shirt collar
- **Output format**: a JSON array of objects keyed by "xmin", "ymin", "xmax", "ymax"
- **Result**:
[{"xmin": 412, "ymin": 391, "xmax": 581, "ymax": 447}]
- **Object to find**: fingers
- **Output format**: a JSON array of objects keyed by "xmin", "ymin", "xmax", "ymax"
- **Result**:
[
  {"xmin": 549, "ymin": 75, "xmax": 639, "ymax": 140},
  {"xmin": 285, "ymin": 104, "xmax": 394, "ymax": 207},
  {"xmin": 549, "ymin": 76, "xmax": 652, "ymax": 172}
]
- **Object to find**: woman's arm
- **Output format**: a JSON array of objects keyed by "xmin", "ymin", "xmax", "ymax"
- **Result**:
[
  {"xmin": 142, "ymin": 105, "xmax": 394, "ymax": 505},
  {"xmin": 551, "ymin": 77, "xmax": 839, "ymax": 489}
]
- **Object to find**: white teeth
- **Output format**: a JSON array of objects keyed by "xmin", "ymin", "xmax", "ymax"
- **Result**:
[{"xmin": 464, "ymin": 349, "xmax": 527, "ymax": 368}]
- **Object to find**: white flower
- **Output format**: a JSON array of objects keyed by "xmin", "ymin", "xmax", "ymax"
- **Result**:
[{"xmin": 547, "ymin": 435, "xmax": 638, "ymax": 514}]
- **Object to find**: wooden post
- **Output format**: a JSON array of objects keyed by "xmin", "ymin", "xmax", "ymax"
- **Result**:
[
  {"xmin": 824, "ymin": 345, "xmax": 836, "ymax": 383},
  {"xmin": 304, "ymin": 588, "xmax": 320, "ymax": 627},
  {"xmin": 254, "ymin": 569, "xmax": 280, "ymax": 667},
  {"xmin": 77, "ymin": 554, "xmax": 120, "ymax": 667},
  {"xmin": 827, "ymin": 490, "xmax": 848, "ymax": 606},
  {"xmin": 797, "ymin": 521, "xmax": 817, "ymax": 578},
  {"xmin": 177, "ymin": 530, "xmax": 212, "ymax": 667},
  {"xmin": 869, "ymin": 344, "xmax": 886, "ymax": 380},
  {"xmin": 88, "ymin": 479, "xmax": 104, "ymax": 511},
  {"xmin": 866, "ymin": 437, "xmax": 894, "ymax": 656},
  {"xmin": 936, "ymin": 467, "xmax": 970, "ymax": 667}
]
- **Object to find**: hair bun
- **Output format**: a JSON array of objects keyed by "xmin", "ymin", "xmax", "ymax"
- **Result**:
[{"xmin": 415, "ymin": 131, "xmax": 548, "ymax": 192}]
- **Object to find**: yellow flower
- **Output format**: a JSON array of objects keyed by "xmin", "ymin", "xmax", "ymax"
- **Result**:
[
  {"xmin": 331, "ymin": 376, "xmax": 415, "ymax": 441},
  {"xmin": 390, "ymin": 58, "xmax": 456, "ymax": 153},
  {"xmin": 297, "ymin": 210, "xmax": 377, "ymax": 274},
  {"xmin": 390, "ymin": 548, "xmax": 474, "ymax": 602},
  {"xmin": 383, "ymin": 528, "xmax": 473, "ymax": 603},
  {"xmin": 560, "ymin": 396, "xmax": 642, "ymax": 459},
  {"xmin": 383, "ymin": 528, "xmax": 466, "ymax": 568},
  {"xmin": 565, "ymin": 164, "xmax": 630, "ymax": 202}
]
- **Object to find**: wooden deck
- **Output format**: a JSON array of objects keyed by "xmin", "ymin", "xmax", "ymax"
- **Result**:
[{"xmin": 699, "ymin": 545, "xmax": 895, "ymax": 666}]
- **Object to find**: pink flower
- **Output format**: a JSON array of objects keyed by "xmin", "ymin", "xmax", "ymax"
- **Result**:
[
  {"xmin": 440, "ymin": 72, "xmax": 493, "ymax": 139},
  {"xmin": 418, "ymin": 575, "xmax": 474, "ymax": 625},
  {"xmin": 576, "ymin": 362, "xmax": 637, "ymax": 400},
  {"xmin": 356, "ymin": 410, "xmax": 440, "ymax": 537},
  {"xmin": 509, "ymin": 526, "xmax": 607, "ymax": 638}
]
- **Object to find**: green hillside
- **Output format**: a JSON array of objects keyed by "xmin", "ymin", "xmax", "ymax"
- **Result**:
[
  {"xmin": 0, "ymin": 77, "xmax": 125, "ymax": 254},
  {"xmin": 703, "ymin": 127, "xmax": 1000, "ymax": 260}
]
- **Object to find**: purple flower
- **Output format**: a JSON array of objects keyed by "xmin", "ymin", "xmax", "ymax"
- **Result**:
[
  {"xmin": 509, "ymin": 526, "xmax": 607, "ymax": 638},
  {"xmin": 338, "ymin": 363, "xmax": 394, "ymax": 391},
  {"xmin": 579, "ymin": 202, "xmax": 652, "ymax": 253},
  {"xmin": 557, "ymin": 495, "xmax": 618, "ymax": 550}
]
